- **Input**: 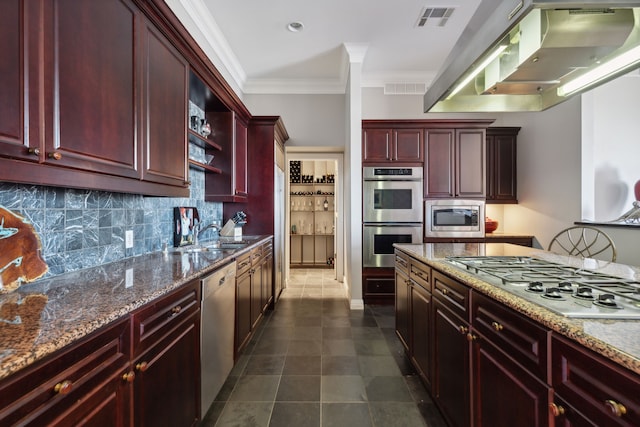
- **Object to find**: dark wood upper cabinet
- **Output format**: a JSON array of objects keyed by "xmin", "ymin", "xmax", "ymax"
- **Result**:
[
  {"xmin": 424, "ymin": 128, "xmax": 455, "ymax": 198},
  {"xmin": 0, "ymin": 0, "xmax": 37, "ymax": 162},
  {"xmin": 362, "ymin": 125, "xmax": 423, "ymax": 165},
  {"xmin": 140, "ymin": 18, "xmax": 188, "ymax": 187},
  {"xmin": 47, "ymin": 0, "xmax": 139, "ymax": 178},
  {"xmin": 425, "ymin": 127, "xmax": 486, "ymax": 199},
  {"xmin": 486, "ymin": 127, "xmax": 520, "ymax": 204},
  {"xmin": 362, "ymin": 128, "xmax": 392, "ymax": 163},
  {"xmin": 234, "ymin": 117, "xmax": 248, "ymax": 197}
]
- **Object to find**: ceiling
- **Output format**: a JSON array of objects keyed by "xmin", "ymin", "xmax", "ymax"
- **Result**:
[{"xmin": 170, "ymin": 0, "xmax": 482, "ymax": 94}]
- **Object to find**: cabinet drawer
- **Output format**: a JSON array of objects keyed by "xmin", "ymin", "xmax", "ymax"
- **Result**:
[
  {"xmin": 250, "ymin": 246, "xmax": 264, "ymax": 265},
  {"xmin": 0, "ymin": 318, "xmax": 130, "ymax": 426},
  {"xmin": 395, "ymin": 250, "xmax": 409, "ymax": 274},
  {"xmin": 365, "ymin": 277, "xmax": 395, "ymax": 295},
  {"xmin": 432, "ymin": 270, "xmax": 470, "ymax": 319},
  {"xmin": 132, "ymin": 280, "xmax": 200, "ymax": 356},
  {"xmin": 472, "ymin": 292, "xmax": 550, "ymax": 381},
  {"xmin": 552, "ymin": 335, "xmax": 640, "ymax": 427},
  {"xmin": 409, "ymin": 261, "xmax": 430, "ymax": 291},
  {"xmin": 236, "ymin": 252, "xmax": 252, "ymax": 276}
]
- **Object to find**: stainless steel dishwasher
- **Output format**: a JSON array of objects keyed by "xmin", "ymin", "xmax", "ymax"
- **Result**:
[{"xmin": 200, "ymin": 261, "xmax": 236, "ymax": 418}]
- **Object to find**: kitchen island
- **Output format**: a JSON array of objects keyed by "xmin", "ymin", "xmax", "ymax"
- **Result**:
[
  {"xmin": 0, "ymin": 235, "xmax": 272, "ymax": 426},
  {"xmin": 394, "ymin": 242, "xmax": 640, "ymax": 427}
]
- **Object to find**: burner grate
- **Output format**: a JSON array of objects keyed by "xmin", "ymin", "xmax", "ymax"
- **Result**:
[{"xmin": 446, "ymin": 256, "xmax": 640, "ymax": 318}]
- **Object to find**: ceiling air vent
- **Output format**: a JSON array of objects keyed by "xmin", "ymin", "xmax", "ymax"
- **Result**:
[
  {"xmin": 417, "ymin": 7, "xmax": 455, "ymax": 27},
  {"xmin": 384, "ymin": 83, "xmax": 427, "ymax": 95}
]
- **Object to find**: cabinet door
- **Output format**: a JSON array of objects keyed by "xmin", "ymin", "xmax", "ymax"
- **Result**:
[
  {"xmin": 410, "ymin": 282, "xmax": 432, "ymax": 388},
  {"xmin": 236, "ymin": 271, "xmax": 252, "ymax": 355},
  {"xmin": 234, "ymin": 116, "xmax": 248, "ymax": 197},
  {"xmin": 140, "ymin": 19, "xmax": 188, "ymax": 187},
  {"xmin": 395, "ymin": 267, "xmax": 410, "ymax": 351},
  {"xmin": 46, "ymin": 0, "xmax": 139, "ymax": 178},
  {"xmin": 424, "ymin": 129, "xmax": 455, "ymax": 198},
  {"xmin": 133, "ymin": 312, "xmax": 200, "ymax": 427},
  {"xmin": 0, "ymin": 0, "xmax": 40, "ymax": 162},
  {"xmin": 262, "ymin": 252, "xmax": 273, "ymax": 311},
  {"xmin": 433, "ymin": 299, "xmax": 471, "ymax": 427},
  {"xmin": 486, "ymin": 131, "xmax": 517, "ymax": 203},
  {"xmin": 0, "ymin": 318, "xmax": 131, "ymax": 427},
  {"xmin": 552, "ymin": 335, "xmax": 640, "ymax": 427},
  {"xmin": 473, "ymin": 337, "xmax": 551, "ymax": 427},
  {"xmin": 362, "ymin": 128, "xmax": 392, "ymax": 163},
  {"xmin": 250, "ymin": 264, "xmax": 263, "ymax": 329},
  {"xmin": 394, "ymin": 129, "xmax": 423, "ymax": 162},
  {"xmin": 456, "ymin": 128, "xmax": 486, "ymax": 198}
]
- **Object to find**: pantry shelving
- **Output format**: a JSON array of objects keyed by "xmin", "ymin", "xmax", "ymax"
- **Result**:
[{"xmin": 289, "ymin": 161, "xmax": 335, "ymax": 267}]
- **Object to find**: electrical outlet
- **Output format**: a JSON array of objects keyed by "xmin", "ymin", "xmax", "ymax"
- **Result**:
[
  {"xmin": 125, "ymin": 230, "xmax": 134, "ymax": 249},
  {"xmin": 125, "ymin": 268, "xmax": 133, "ymax": 288}
]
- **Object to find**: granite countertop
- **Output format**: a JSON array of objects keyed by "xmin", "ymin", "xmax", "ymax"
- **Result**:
[
  {"xmin": 395, "ymin": 242, "xmax": 640, "ymax": 375},
  {"xmin": 0, "ymin": 235, "xmax": 271, "ymax": 381}
]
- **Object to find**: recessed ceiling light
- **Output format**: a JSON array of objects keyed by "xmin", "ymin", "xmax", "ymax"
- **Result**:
[{"xmin": 287, "ymin": 21, "xmax": 304, "ymax": 32}]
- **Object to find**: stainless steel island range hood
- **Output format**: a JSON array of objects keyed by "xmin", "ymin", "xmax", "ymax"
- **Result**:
[{"xmin": 424, "ymin": 0, "xmax": 640, "ymax": 112}]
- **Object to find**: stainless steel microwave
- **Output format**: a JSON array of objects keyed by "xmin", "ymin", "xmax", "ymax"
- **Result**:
[{"xmin": 424, "ymin": 199, "xmax": 485, "ymax": 238}]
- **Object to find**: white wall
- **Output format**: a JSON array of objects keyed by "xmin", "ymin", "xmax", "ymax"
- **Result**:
[
  {"xmin": 244, "ymin": 94, "xmax": 346, "ymax": 148},
  {"xmin": 582, "ymin": 72, "xmax": 640, "ymax": 221}
]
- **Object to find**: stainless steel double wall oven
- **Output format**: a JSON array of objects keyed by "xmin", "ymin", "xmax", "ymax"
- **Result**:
[{"xmin": 363, "ymin": 167, "xmax": 423, "ymax": 267}]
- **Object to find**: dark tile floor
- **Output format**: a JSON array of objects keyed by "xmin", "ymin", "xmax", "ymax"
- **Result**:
[{"xmin": 201, "ymin": 269, "xmax": 447, "ymax": 427}]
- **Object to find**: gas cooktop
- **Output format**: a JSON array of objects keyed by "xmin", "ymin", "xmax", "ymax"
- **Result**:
[{"xmin": 445, "ymin": 256, "xmax": 640, "ymax": 319}]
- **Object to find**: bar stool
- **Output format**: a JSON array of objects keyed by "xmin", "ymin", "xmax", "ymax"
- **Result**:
[{"xmin": 547, "ymin": 225, "xmax": 617, "ymax": 262}]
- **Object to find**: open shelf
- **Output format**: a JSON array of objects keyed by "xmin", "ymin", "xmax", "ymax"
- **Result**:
[
  {"xmin": 188, "ymin": 129, "xmax": 223, "ymax": 151},
  {"xmin": 188, "ymin": 159, "xmax": 222, "ymax": 174}
]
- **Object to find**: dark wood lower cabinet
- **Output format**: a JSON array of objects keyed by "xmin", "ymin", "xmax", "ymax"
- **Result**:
[
  {"xmin": 410, "ymin": 283, "xmax": 431, "ymax": 387},
  {"xmin": 551, "ymin": 335, "xmax": 640, "ymax": 427},
  {"xmin": 132, "ymin": 312, "xmax": 200, "ymax": 427},
  {"xmin": 394, "ymin": 266, "xmax": 410, "ymax": 350},
  {"xmin": 0, "ymin": 318, "xmax": 131, "ymax": 426},
  {"xmin": 433, "ymin": 299, "xmax": 471, "ymax": 427},
  {"xmin": 473, "ymin": 337, "xmax": 551, "ymax": 427},
  {"xmin": 235, "ymin": 241, "xmax": 274, "ymax": 357}
]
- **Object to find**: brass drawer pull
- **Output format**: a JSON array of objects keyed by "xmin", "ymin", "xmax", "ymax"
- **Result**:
[
  {"xmin": 441, "ymin": 288, "xmax": 449, "ymax": 295},
  {"xmin": 136, "ymin": 361, "xmax": 149, "ymax": 372},
  {"xmin": 549, "ymin": 403, "xmax": 565, "ymax": 417},
  {"xmin": 122, "ymin": 371, "xmax": 136, "ymax": 383},
  {"xmin": 491, "ymin": 321, "xmax": 504, "ymax": 331},
  {"xmin": 28, "ymin": 147, "xmax": 40, "ymax": 156},
  {"xmin": 604, "ymin": 400, "xmax": 627, "ymax": 417},
  {"xmin": 48, "ymin": 151, "xmax": 62, "ymax": 160},
  {"xmin": 54, "ymin": 380, "xmax": 73, "ymax": 395},
  {"xmin": 466, "ymin": 333, "xmax": 478, "ymax": 342},
  {"xmin": 170, "ymin": 305, "xmax": 182, "ymax": 316},
  {"xmin": 458, "ymin": 325, "xmax": 468, "ymax": 334}
]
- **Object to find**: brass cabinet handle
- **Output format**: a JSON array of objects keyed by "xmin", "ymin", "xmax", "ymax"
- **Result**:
[
  {"xmin": 28, "ymin": 147, "xmax": 40, "ymax": 156},
  {"xmin": 53, "ymin": 380, "xmax": 73, "ymax": 395},
  {"xmin": 491, "ymin": 321, "xmax": 504, "ymax": 331},
  {"xmin": 549, "ymin": 403, "xmax": 565, "ymax": 417},
  {"xmin": 122, "ymin": 371, "xmax": 136, "ymax": 383},
  {"xmin": 136, "ymin": 361, "xmax": 149, "ymax": 372},
  {"xmin": 48, "ymin": 151, "xmax": 62, "ymax": 160},
  {"xmin": 458, "ymin": 325, "xmax": 469, "ymax": 334},
  {"xmin": 441, "ymin": 288, "xmax": 449, "ymax": 295},
  {"xmin": 466, "ymin": 333, "xmax": 478, "ymax": 342},
  {"xmin": 604, "ymin": 400, "xmax": 627, "ymax": 417},
  {"xmin": 170, "ymin": 305, "xmax": 182, "ymax": 316}
]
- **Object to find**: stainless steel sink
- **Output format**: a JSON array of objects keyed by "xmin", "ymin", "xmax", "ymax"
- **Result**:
[{"xmin": 205, "ymin": 242, "xmax": 247, "ymax": 250}]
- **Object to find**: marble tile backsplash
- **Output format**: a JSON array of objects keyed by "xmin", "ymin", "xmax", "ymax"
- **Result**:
[{"xmin": 0, "ymin": 166, "xmax": 222, "ymax": 278}]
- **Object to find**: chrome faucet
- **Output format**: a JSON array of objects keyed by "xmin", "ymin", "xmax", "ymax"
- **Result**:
[{"xmin": 194, "ymin": 222, "xmax": 220, "ymax": 245}]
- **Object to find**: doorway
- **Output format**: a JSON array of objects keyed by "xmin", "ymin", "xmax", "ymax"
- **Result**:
[{"xmin": 284, "ymin": 151, "xmax": 344, "ymax": 288}]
